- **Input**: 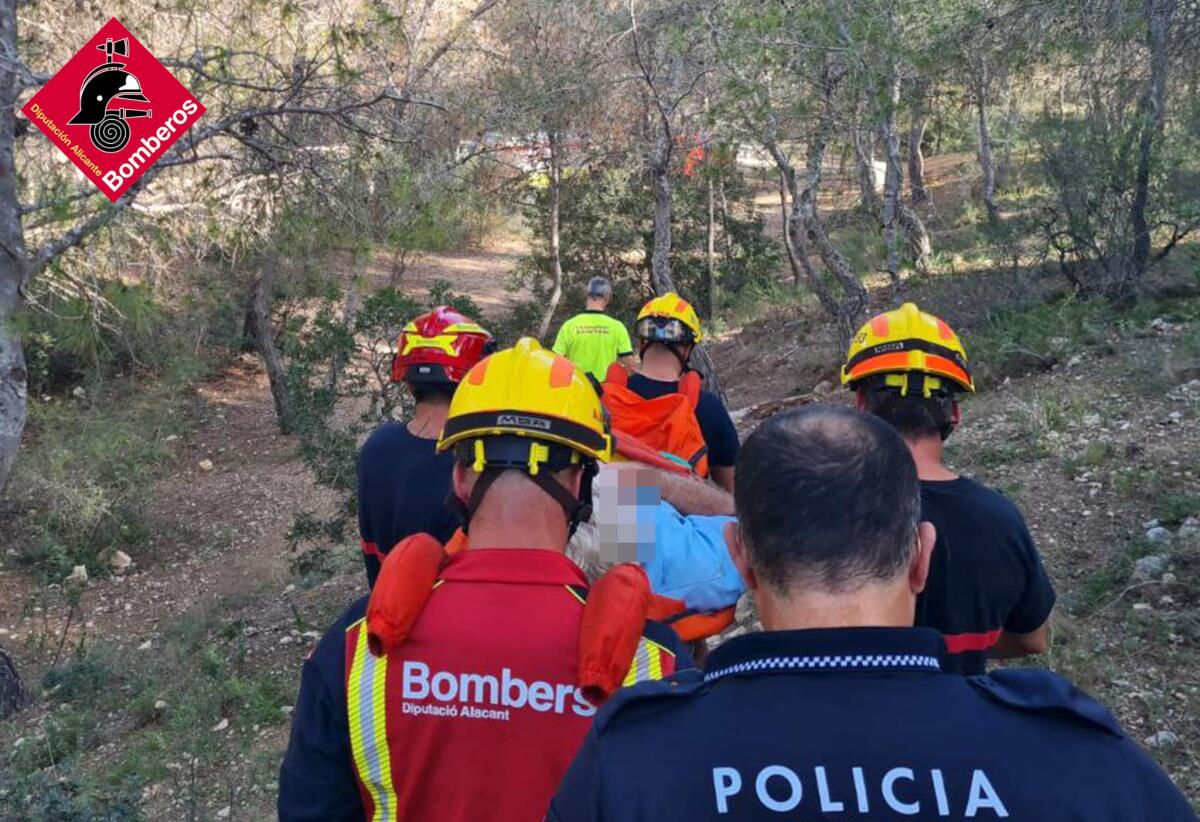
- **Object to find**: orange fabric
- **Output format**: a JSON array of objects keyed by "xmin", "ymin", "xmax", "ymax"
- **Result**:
[
  {"xmin": 444, "ymin": 528, "xmax": 469, "ymax": 556},
  {"xmin": 647, "ymin": 594, "xmax": 736, "ymax": 642},
  {"xmin": 366, "ymin": 533, "xmax": 446, "ymax": 657},
  {"xmin": 577, "ymin": 564, "xmax": 651, "ymax": 704},
  {"xmin": 613, "ymin": 433, "xmax": 692, "ymax": 475},
  {"xmin": 601, "ymin": 370, "xmax": 709, "ymax": 477}
]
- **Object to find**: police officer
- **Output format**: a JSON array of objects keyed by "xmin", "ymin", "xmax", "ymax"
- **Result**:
[
  {"xmin": 842, "ymin": 303, "xmax": 1054, "ymax": 674},
  {"xmin": 280, "ymin": 339, "xmax": 690, "ymax": 822},
  {"xmin": 356, "ymin": 306, "xmax": 492, "ymax": 588},
  {"xmin": 548, "ymin": 406, "xmax": 1195, "ymax": 821}
]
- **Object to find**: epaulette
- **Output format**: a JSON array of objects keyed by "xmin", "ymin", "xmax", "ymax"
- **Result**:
[
  {"xmin": 593, "ymin": 670, "xmax": 706, "ymax": 735},
  {"xmin": 968, "ymin": 669, "xmax": 1124, "ymax": 738}
]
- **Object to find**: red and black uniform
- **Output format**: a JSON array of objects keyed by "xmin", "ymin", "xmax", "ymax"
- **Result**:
[
  {"xmin": 918, "ymin": 477, "xmax": 1056, "ymax": 675},
  {"xmin": 278, "ymin": 549, "xmax": 690, "ymax": 822}
]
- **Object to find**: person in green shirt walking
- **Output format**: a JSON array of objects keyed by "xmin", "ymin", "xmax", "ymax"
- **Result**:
[{"xmin": 552, "ymin": 276, "xmax": 636, "ymax": 381}]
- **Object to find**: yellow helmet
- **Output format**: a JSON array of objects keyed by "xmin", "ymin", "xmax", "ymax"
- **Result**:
[
  {"xmin": 438, "ymin": 337, "xmax": 613, "ymax": 472},
  {"xmin": 841, "ymin": 302, "xmax": 974, "ymax": 395},
  {"xmin": 636, "ymin": 292, "xmax": 703, "ymax": 344}
]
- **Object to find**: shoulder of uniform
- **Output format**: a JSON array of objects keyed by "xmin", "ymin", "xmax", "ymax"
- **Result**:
[
  {"xmin": 968, "ymin": 668, "xmax": 1124, "ymax": 738},
  {"xmin": 593, "ymin": 670, "xmax": 707, "ymax": 735},
  {"xmin": 640, "ymin": 619, "xmax": 685, "ymax": 658}
]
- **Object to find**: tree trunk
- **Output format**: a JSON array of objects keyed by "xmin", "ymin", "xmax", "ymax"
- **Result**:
[
  {"xmin": 778, "ymin": 171, "xmax": 801, "ymax": 286},
  {"xmin": 854, "ymin": 129, "xmax": 878, "ymax": 213},
  {"xmin": 717, "ymin": 172, "xmax": 734, "ymax": 265},
  {"xmin": 997, "ymin": 73, "xmax": 1017, "ymax": 190},
  {"xmin": 1130, "ymin": 0, "xmax": 1175, "ymax": 284},
  {"xmin": 880, "ymin": 66, "xmax": 905, "ymax": 287},
  {"xmin": 0, "ymin": 646, "xmax": 30, "ymax": 720},
  {"xmin": 973, "ymin": 62, "xmax": 1000, "ymax": 226},
  {"xmin": 703, "ymin": 176, "xmax": 716, "ymax": 318},
  {"xmin": 908, "ymin": 80, "xmax": 930, "ymax": 203},
  {"xmin": 649, "ymin": 157, "xmax": 674, "ymax": 295},
  {"xmin": 774, "ymin": 158, "xmax": 838, "ymax": 317},
  {"xmin": 254, "ymin": 254, "xmax": 294, "ymax": 434},
  {"xmin": 0, "ymin": 0, "xmax": 28, "ymax": 497},
  {"xmin": 537, "ymin": 139, "xmax": 565, "ymax": 341},
  {"xmin": 326, "ymin": 268, "xmax": 363, "ymax": 391}
]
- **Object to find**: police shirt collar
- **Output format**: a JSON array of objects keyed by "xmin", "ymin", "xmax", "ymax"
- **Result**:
[
  {"xmin": 439, "ymin": 548, "xmax": 588, "ymax": 587},
  {"xmin": 703, "ymin": 627, "xmax": 945, "ymax": 682}
]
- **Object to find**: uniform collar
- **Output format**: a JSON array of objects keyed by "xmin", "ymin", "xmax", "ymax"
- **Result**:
[
  {"xmin": 704, "ymin": 627, "xmax": 945, "ymax": 682},
  {"xmin": 439, "ymin": 548, "xmax": 588, "ymax": 588}
]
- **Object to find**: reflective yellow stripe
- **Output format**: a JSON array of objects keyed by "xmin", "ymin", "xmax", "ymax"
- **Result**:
[
  {"xmin": 346, "ymin": 620, "xmax": 397, "ymax": 821},
  {"xmin": 400, "ymin": 333, "xmax": 460, "ymax": 356},
  {"xmin": 622, "ymin": 637, "xmax": 670, "ymax": 687}
]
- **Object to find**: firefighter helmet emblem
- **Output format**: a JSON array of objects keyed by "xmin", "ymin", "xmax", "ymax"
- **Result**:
[{"xmin": 67, "ymin": 37, "xmax": 152, "ymax": 153}]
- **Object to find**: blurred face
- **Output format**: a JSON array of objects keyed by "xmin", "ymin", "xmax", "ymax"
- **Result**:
[{"xmin": 593, "ymin": 464, "xmax": 660, "ymax": 565}]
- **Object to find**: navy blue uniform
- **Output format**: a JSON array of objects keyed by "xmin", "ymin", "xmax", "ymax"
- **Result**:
[
  {"xmin": 627, "ymin": 373, "xmax": 739, "ymax": 468},
  {"xmin": 549, "ymin": 627, "xmax": 1194, "ymax": 821},
  {"xmin": 356, "ymin": 422, "xmax": 459, "ymax": 588},
  {"xmin": 919, "ymin": 477, "xmax": 1056, "ymax": 674}
]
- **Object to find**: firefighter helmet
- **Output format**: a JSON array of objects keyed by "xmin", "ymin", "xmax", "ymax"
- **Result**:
[
  {"xmin": 636, "ymin": 293, "xmax": 704, "ymax": 344},
  {"xmin": 841, "ymin": 302, "xmax": 974, "ymax": 396},
  {"xmin": 391, "ymin": 306, "xmax": 493, "ymax": 386}
]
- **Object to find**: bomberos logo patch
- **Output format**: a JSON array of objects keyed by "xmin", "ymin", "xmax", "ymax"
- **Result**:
[{"xmin": 21, "ymin": 18, "xmax": 205, "ymax": 202}]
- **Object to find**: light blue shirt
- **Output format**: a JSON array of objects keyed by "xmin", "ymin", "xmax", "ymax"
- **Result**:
[{"xmin": 639, "ymin": 501, "xmax": 744, "ymax": 613}]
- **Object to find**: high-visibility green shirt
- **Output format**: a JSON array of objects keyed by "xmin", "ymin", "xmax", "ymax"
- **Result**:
[{"xmin": 552, "ymin": 310, "xmax": 634, "ymax": 381}]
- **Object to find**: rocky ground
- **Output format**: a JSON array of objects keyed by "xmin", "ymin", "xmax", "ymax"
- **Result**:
[{"xmin": 0, "ymin": 201, "xmax": 1197, "ymax": 817}]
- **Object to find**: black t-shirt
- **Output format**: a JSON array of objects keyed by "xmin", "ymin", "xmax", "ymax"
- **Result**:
[
  {"xmin": 917, "ymin": 477, "xmax": 1056, "ymax": 675},
  {"xmin": 626, "ymin": 373, "xmax": 740, "ymax": 468},
  {"xmin": 356, "ymin": 422, "xmax": 459, "ymax": 588}
]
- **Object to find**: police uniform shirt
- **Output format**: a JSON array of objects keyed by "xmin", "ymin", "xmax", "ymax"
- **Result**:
[{"xmin": 548, "ymin": 627, "xmax": 1195, "ymax": 821}]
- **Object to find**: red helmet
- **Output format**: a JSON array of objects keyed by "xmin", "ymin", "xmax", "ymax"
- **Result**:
[{"xmin": 391, "ymin": 306, "xmax": 493, "ymax": 386}]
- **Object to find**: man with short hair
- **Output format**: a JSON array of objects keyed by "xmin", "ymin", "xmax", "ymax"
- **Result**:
[
  {"xmin": 356, "ymin": 306, "xmax": 492, "ymax": 588},
  {"xmin": 552, "ymin": 276, "xmax": 636, "ymax": 381},
  {"xmin": 548, "ymin": 406, "xmax": 1195, "ymax": 821},
  {"xmin": 280, "ymin": 339, "xmax": 689, "ymax": 822},
  {"xmin": 843, "ymin": 302, "xmax": 1054, "ymax": 674}
]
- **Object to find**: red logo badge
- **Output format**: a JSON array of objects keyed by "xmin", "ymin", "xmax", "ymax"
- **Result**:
[{"xmin": 21, "ymin": 18, "xmax": 205, "ymax": 202}]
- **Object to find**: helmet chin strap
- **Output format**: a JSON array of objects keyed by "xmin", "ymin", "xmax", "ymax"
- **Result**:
[{"xmin": 448, "ymin": 462, "xmax": 597, "ymax": 537}]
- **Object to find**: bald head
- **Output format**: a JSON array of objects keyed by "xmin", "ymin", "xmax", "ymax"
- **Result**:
[{"xmin": 734, "ymin": 405, "xmax": 921, "ymax": 594}]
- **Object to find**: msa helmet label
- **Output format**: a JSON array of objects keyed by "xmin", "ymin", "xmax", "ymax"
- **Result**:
[
  {"xmin": 498, "ymin": 414, "xmax": 552, "ymax": 431},
  {"xmin": 21, "ymin": 18, "xmax": 205, "ymax": 202}
]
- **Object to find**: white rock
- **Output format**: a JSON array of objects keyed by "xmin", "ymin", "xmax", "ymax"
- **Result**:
[
  {"xmin": 1132, "ymin": 602, "xmax": 1152, "ymax": 611},
  {"xmin": 1162, "ymin": 572, "xmax": 1177, "ymax": 584},
  {"xmin": 1082, "ymin": 413, "xmax": 1101, "ymax": 427},
  {"xmin": 198, "ymin": 459, "xmax": 214, "ymax": 472},
  {"xmin": 281, "ymin": 705, "xmax": 294, "ymax": 716},
  {"xmin": 1134, "ymin": 554, "xmax": 1170, "ymax": 579},
  {"xmin": 109, "ymin": 551, "xmax": 132, "ymax": 572},
  {"xmin": 1145, "ymin": 730, "xmax": 1179, "ymax": 749},
  {"xmin": 65, "ymin": 565, "xmax": 88, "ymax": 585},
  {"xmin": 71, "ymin": 386, "xmax": 86, "ymax": 399},
  {"xmin": 216, "ymin": 806, "xmax": 231, "ymax": 819},
  {"xmin": 279, "ymin": 636, "xmax": 293, "ymax": 645},
  {"xmin": 211, "ymin": 718, "xmax": 229, "ymax": 732},
  {"xmin": 138, "ymin": 640, "xmax": 152, "ymax": 651},
  {"xmin": 1145, "ymin": 527, "xmax": 1172, "ymax": 543}
]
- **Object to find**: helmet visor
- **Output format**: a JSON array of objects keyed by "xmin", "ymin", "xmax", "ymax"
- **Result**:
[{"xmin": 636, "ymin": 316, "xmax": 693, "ymax": 344}]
